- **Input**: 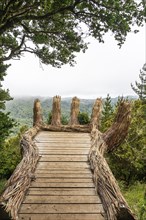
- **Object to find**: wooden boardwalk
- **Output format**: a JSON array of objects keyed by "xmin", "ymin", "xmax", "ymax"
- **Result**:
[{"xmin": 18, "ymin": 131, "xmax": 105, "ymax": 220}]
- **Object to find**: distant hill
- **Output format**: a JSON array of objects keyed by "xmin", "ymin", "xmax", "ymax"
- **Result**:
[{"xmin": 5, "ymin": 95, "xmax": 137, "ymax": 131}]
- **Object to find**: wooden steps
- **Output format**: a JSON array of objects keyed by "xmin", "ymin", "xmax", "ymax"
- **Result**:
[{"xmin": 18, "ymin": 131, "xmax": 105, "ymax": 220}]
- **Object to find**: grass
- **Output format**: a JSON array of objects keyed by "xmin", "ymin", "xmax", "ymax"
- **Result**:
[{"xmin": 121, "ymin": 182, "xmax": 146, "ymax": 220}]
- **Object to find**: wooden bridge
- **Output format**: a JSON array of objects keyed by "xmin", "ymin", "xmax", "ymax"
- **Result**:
[{"xmin": 0, "ymin": 96, "xmax": 137, "ymax": 220}]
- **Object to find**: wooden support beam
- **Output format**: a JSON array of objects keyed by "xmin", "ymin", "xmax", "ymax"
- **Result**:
[
  {"xmin": 69, "ymin": 97, "xmax": 80, "ymax": 126},
  {"xmin": 90, "ymin": 98, "xmax": 102, "ymax": 130},
  {"xmin": 41, "ymin": 124, "xmax": 90, "ymax": 133},
  {"xmin": 51, "ymin": 96, "xmax": 61, "ymax": 126},
  {"xmin": 33, "ymin": 99, "xmax": 43, "ymax": 126}
]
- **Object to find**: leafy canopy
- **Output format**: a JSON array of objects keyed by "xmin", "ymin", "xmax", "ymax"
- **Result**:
[{"xmin": 0, "ymin": 0, "xmax": 145, "ymax": 67}]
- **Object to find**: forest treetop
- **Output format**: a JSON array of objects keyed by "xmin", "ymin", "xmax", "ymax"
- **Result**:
[{"xmin": 0, "ymin": 0, "xmax": 145, "ymax": 67}]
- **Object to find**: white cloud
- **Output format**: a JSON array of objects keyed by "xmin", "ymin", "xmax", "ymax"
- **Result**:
[{"xmin": 3, "ymin": 26, "xmax": 145, "ymax": 98}]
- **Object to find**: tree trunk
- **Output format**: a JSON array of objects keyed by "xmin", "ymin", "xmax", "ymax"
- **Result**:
[
  {"xmin": 88, "ymin": 101, "xmax": 137, "ymax": 220},
  {"xmin": 69, "ymin": 96, "xmax": 80, "ymax": 125},
  {"xmin": 51, "ymin": 96, "xmax": 61, "ymax": 126},
  {"xmin": 33, "ymin": 99, "xmax": 43, "ymax": 126}
]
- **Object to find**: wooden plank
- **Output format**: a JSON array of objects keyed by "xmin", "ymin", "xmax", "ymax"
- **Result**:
[
  {"xmin": 37, "ymin": 147, "xmax": 90, "ymax": 150},
  {"xmin": 36, "ymin": 134, "xmax": 90, "ymax": 138},
  {"xmin": 38, "ymin": 150, "xmax": 89, "ymax": 155},
  {"xmin": 19, "ymin": 213, "xmax": 105, "ymax": 220},
  {"xmin": 35, "ymin": 131, "xmax": 90, "ymax": 136},
  {"xmin": 35, "ymin": 173, "xmax": 92, "ymax": 178},
  {"xmin": 30, "ymin": 182, "xmax": 94, "ymax": 188},
  {"xmin": 36, "ymin": 162, "xmax": 90, "ymax": 169},
  {"xmin": 19, "ymin": 204, "xmax": 104, "ymax": 213},
  {"xmin": 35, "ymin": 169, "xmax": 91, "ymax": 174},
  {"xmin": 23, "ymin": 195, "xmax": 101, "ymax": 204},
  {"xmin": 39, "ymin": 155, "xmax": 88, "ymax": 162},
  {"xmin": 35, "ymin": 138, "xmax": 90, "ymax": 141},
  {"xmin": 33, "ymin": 178, "xmax": 93, "ymax": 183},
  {"xmin": 27, "ymin": 189, "xmax": 96, "ymax": 196},
  {"xmin": 35, "ymin": 141, "xmax": 90, "ymax": 144}
]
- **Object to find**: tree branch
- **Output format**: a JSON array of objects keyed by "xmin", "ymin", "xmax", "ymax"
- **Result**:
[{"xmin": 1, "ymin": 34, "xmax": 26, "ymax": 61}]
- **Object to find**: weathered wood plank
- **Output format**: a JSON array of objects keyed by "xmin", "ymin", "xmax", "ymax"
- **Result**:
[
  {"xmin": 35, "ymin": 169, "xmax": 91, "ymax": 174},
  {"xmin": 39, "ymin": 155, "xmax": 88, "ymax": 162},
  {"xmin": 27, "ymin": 189, "xmax": 96, "ymax": 196},
  {"xmin": 35, "ymin": 173, "xmax": 92, "ymax": 178},
  {"xmin": 19, "ymin": 204, "xmax": 104, "ymax": 213},
  {"xmin": 38, "ymin": 150, "xmax": 89, "ymax": 155},
  {"xmin": 36, "ymin": 162, "xmax": 90, "ymax": 169},
  {"xmin": 30, "ymin": 182, "xmax": 94, "ymax": 188},
  {"xmin": 33, "ymin": 178, "xmax": 93, "ymax": 183},
  {"xmin": 38, "ymin": 146, "xmax": 90, "ymax": 149},
  {"xmin": 35, "ymin": 139, "xmax": 90, "ymax": 141},
  {"xmin": 23, "ymin": 195, "xmax": 101, "ymax": 204},
  {"xmin": 19, "ymin": 213, "xmax": 105, "ymax": 220},
  {"xmin": 35, "ymin": 140, "xmax": 91, "ymax": 144}
]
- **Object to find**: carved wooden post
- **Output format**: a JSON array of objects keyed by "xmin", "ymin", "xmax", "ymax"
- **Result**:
[
  {"xmin": 90, "ymin": 98, "xmax": 102, "ymax": 130},
  {"xmin": 33, "ymin": 99, "xmax": 43, "ymax": 126},
  {"xmin": 51, "ymin": 96, "xmax": 61, "ymax": 126},
  {"xmin": 89, "ymin": 101, "xmax": 136, "ymax": 220},
  {"xmin": 69, "ymin": 96, "xmax": 80, "ymax": 125}
]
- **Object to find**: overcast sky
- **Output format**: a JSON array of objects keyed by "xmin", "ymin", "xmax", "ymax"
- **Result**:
[{"xmin": 2, "ymin": 26, "xmax": 145, "ymax": 99}]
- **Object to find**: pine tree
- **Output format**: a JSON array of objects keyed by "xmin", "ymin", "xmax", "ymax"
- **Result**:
[
  {"xmin": 131, "ymin": 64, "xmax": 146, "ymax": 103},
  {"xmin": 100, "ymin": 94, "xmax": 114, "ymax": 132}
]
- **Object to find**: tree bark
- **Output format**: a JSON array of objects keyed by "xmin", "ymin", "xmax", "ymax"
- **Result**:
[
  {"xmin": 33, "ymin": 99, "xmax": 43, "ymax": 126},
  {"xmin": 88, "ymin": 101, "xmax": 137, "ymax": 220},
  {"xmin": 69, "ymin": 96, "xmax": 80, "ymax": 125},
  {"xmin": 51, "ymin": 96, "xmax": 61, "ymax": 126}
]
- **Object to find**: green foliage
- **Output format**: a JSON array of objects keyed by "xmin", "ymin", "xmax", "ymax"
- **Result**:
[
  {"xmin": 0, "ymin": 111, "xmax": 16, "ymax": 146},
  {"xmin": 47, "ymin": 111, "xmax": 52, "ymax": 125},
  {"xmin": 78, "ymin": 112, "xmax": 90, "ymax": 125},
  {"xmin": 131, "ymin": 65, "xmax": 146, "ymax": 103},
  {"xmin": 47, "ymin": 111, "xmax": 69, "ymax": 125},
  {"xmin": 100, "ymin": 94, "xmax": 114, "ymax": 132},
  {"xmin": 0, "ymin": 0, "xmax": 144, "ymax": 67},
  {"xmin": 61, "ymin": 114, "xmax": 69, "ymax": 125},
  {"xmin": 0, "ymin": 62, "xmax": 16, "ymax": 144},
  {"xmin": 0, "ymin": 126, "xmax": 28, "ymax": 179}
]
